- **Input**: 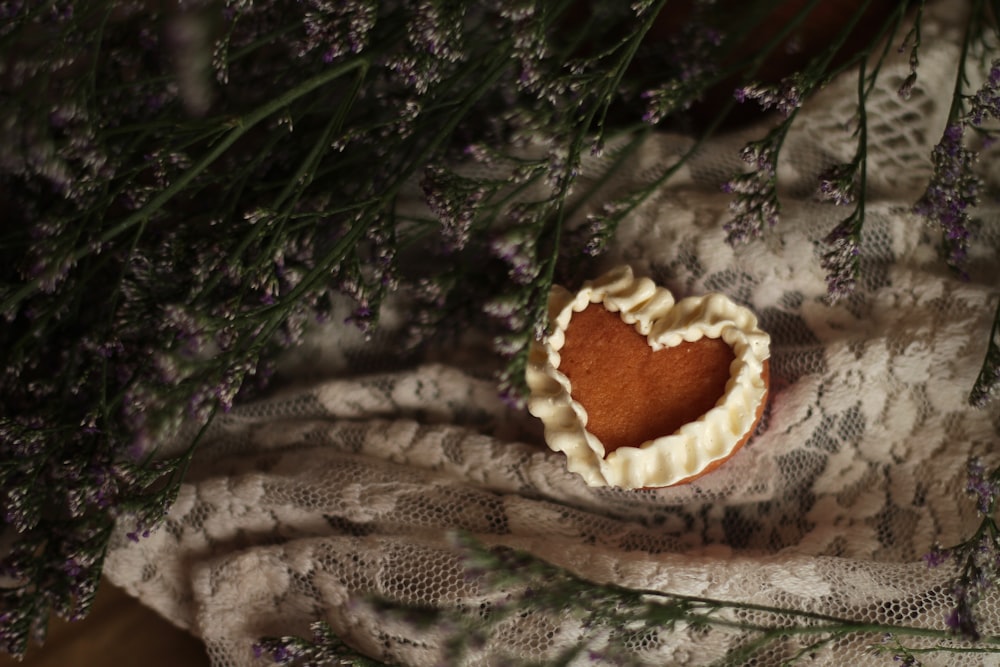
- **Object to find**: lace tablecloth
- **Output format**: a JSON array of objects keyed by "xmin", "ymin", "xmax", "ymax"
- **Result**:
[{"xmin": 104, "ymin": 2, "xmax": 1000, "ymax": 664}]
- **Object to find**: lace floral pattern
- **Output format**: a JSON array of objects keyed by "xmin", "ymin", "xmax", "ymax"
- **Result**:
[{"xmin": 105, "ymin": 3, "xmax": 1000, "ymax": 664}]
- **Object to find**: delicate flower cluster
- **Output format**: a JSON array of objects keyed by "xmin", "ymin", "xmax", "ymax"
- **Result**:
[
  {"xmin": 299, "ymin": 0, "xmax": 377, "ymax": 63},
  {"xmin": 641, "ymin": 10, "xmax": 723, "ymax": 125},
  {"xmin": 816, "ymin": 161, "xmax": 860, "ymax": 207},
  {"xmin": 966, "ymin": 457, "xmax": 1000, "ymax": 516},
  {"xmin": 819, "ymin": 213, "xmax": 863, "ymax": 302},
  {"xmin": 967, "ymin": 60, "xmax": 1000, "ymax": 127},
  {"xmin": 914, "ymin": 55, "xmax": 1000, "ymax": 278},
  {"xmin": 735, "ymin": 75, "xmax": 804, "ymax": 117},
  {"xmin": 923, "ymin": 457, "xmax": 1000, "ymax": 641},
  {"xmin": 488, "ymin": 211, "xmax": 543, "ymax": 287},
  {"xmin": 387, "ymin": 1, "xmax": 466, "ymax": 95},
  {"xmin": 421, "ymin": 165, "xmax": 493, "ymax": 251},
  {"xmin": 642, "ymin": 24, "xmax": 723, "ymax": 125},
  {"xmin": 723, "ymin": 135, "xmax": 782, "ymax": 245},
  {"xmin": 914, "ymin": 123, "xmax": 978, "ymax": 274},
  {"xmin": 642, "ymin": 80, "xmax": 701, "ymax": 125},
  {"xmin": 255, "ymin": 533, "xmax": 999, "ymax": 665}
]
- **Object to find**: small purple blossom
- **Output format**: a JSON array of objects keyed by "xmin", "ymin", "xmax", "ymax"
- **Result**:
[
  {"xmin": 913, "ymin": 123, "xmax": 978, "ymax": 274},
  {"xmin": 968, "ymin": 59, "xmax": 1000, "ymax": 126},
  {"xmin": 125, "ymin": 528, "xmax": 151, "ymax": 543},
  {"xmin": 946, "ymin": 586, "xmax": 981, "ymax": 640},
  {"xmin": 421, "ymin": 165, "xmax": 489, "ymax": 252},
  {"xmin": 642, "ymin": 81, "xmax": 697, "ymax": 124},
  {"xmin": 923, "ymin": 545, "xmax": 952, "ymax": 568},
  {"xmin": 722, "ymin": 133, "xmax": 785, "ymax": 245},
  {"xmin": 299, "ymin": 0, "xmax": 376, "ymax": 62},
  {"xmin": 965, "ymin": 457, "xmax": 998, "ymax": 515},
  {"xmin": 640, "ymin": 11, "xmax": 721, "ymax": 124},
  {"xmin": 489, "ymin": 223, "xmax": 540, "ymax": 286},
  {"xmin": 819, "ymin": 213, "xmax": 862, "ymax": 302},
  {"xmin": 735, "ymin": 75, "xmax": 804, "ymax": 117},
  {"xmin": 817, "ymin": 162, "xmax": 859, "ymax": 206},
  {"xmin": 723, "ymin": 180, "xmax": 778, "ymax": 245}
]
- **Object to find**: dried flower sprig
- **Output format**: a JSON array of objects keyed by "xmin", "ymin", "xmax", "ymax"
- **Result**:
[
  {"xmin": 256, "ymin": 532, "xmax": 1000, "ymax": 666},
  {"xmin": 1, "ymin": 2, "xmax": 725, "ymax": 652},
  {"xmin": 912, "ymin": 0, "xmax": 1000, "ymax": 405},
  {"xmin": 923, "ymin": 457, "xmax": 1000, "ymax": 642},
  {"xmin": 723, "ymin": 126, "xmax": 787, "ymax": 245},
  {"xmin": 718, "ymin": 1, "xmax": 1000, "ymax": 406},
  {"xmin": 726, "ymin": 0, "xmax": 915, "ymax": 250}
]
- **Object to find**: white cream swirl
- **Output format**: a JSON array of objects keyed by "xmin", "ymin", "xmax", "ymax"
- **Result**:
[{"xmin": 526, "ymin": 265, "xmax": 770, "ymax": 489}]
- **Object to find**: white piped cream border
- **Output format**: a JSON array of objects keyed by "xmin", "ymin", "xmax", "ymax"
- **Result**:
[{"xmin": 525, "ymin": 265, "xmax": 770, "ymax": 489}]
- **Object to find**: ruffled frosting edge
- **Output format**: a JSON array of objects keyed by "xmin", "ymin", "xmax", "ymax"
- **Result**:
[{"xmin": 525, "ymin": 265, "xmax": 771, "ymax": 489}]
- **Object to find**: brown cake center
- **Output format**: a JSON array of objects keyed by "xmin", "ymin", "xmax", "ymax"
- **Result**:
[{"xmin": 558, "ymin": 304, "xmax": 736, "ymax": 455}]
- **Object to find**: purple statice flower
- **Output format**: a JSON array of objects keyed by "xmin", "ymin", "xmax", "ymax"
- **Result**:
[
  {"xmin": 578, "ymin": 197, "xmax": 632, "ymax": 257},
  {"xmin": 965, "ymin": 457, "xmax": 998, "ymax": 515},
  {"xmin": 2, "ymin": 484, "xmax": 41, "ymax": 533},
  {"xmin": 299, "ymin": 0, "xmax": 377, "ymax": 63},
  {"xmin": 947, "ymin": 582, "xmax": 983, "ymax": 641},
  {"xmin": 489, "ymin": 221, "xmax": 540, "ymax": 286},
  {"xmin": 641, "ymin": 15, "xmax": 722, "ymax": 125},
  {"xmin": 936, "ymin": 458, "xmax": 1000, "ymax": 640},
  {"xmin": 816, "ymin": 162, "xmax": 859, "ymax": 206},
  {"xmin": 642, "ymin": 81, "xmax": 698, "ymax": 125},
  {"xmin": 25, "ymin": 248, "xmax": 76, "ymax": 294},
  {"xmin": 923, "ymin": 545, "xmax": 952, "ymax": 568},
  {"xmin": 421, "ymin": 165, "xmax": 488, "ymax": 252},
  {"xmin": 913, "ymin": 123, "xmax": 978, "ymax": 274},
  {"xmin": 968, "ymin": 59, "xmax": 1000, "ymax": 126},
  {"xmin": 125, "ymin": 528, "xmax": 151, "ymax": 543},
  {"xmin": 735, "ymin": 75, "xmax": 804, "ymax": 117},
  {"xmin": 500, "ymin": 2, "xmax": 547, "ymax": 94},
  {"xmin": 408, "ymin": 0, "xmax": 464, "ymax": 64},
  {"xmin": 581, "ymin": 213, "xmax": 612, "ymax": 257},
  {"xmin": 545, "ymin": 146, "xmax": 580, "ymax": 194},
  {"xmin": 482, "ymin": 293, "xmax": 528, "ymax": 332},
  {"xmin": 723, "ymin": 138, "xmax": 781, "ymax": 245},
  {"xmin": 385, "ymin": 0, "xmax": 465, "ymax": 95},
  {"xmin": 819, "ymin": 213, "xmax": 862, "ymax": 302},
  {"xmin": 497, "ymin": 368, "xmax": 528, "ymax": 410}
]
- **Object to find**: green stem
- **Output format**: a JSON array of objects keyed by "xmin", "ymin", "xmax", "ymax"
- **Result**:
[
  {"xmin": 592, "ymin": 0, "xmax": 670, "ymax": 137},
  {"xmin": 949, "ymin": 0, "xmax": 987, "ymax": 123},
  {"xmin": 853, "ymin": 53, "xmax": 869, "ymax": 236},
  {"xmin": 860, "ymin": 1, "xmax": 914, "ymax": 98},
  {"xmin": 230, "ymin": 62, "xmax": 369, "ymax": 307}
]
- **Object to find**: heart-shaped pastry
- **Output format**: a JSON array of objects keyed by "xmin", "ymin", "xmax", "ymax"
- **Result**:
[{"xmin": 526, "ymin": 265, "xmax": 770, "ymax": 488}]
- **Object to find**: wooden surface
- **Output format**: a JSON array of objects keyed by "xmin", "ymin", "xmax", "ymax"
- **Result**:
[{"xmin": 0, "ymin": 579, "xmax": 212, "ymax": 667}]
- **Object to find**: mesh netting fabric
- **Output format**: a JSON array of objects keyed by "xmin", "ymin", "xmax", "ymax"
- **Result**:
[{"xmin": 104, "ymin": 2, "xmax": 1000, "ymax": 665}]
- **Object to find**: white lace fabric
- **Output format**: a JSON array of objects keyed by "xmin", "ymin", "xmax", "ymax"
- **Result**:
[{"xmin": 105, "ymin": 2, "xmax": 1000, "ymax": 664}]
